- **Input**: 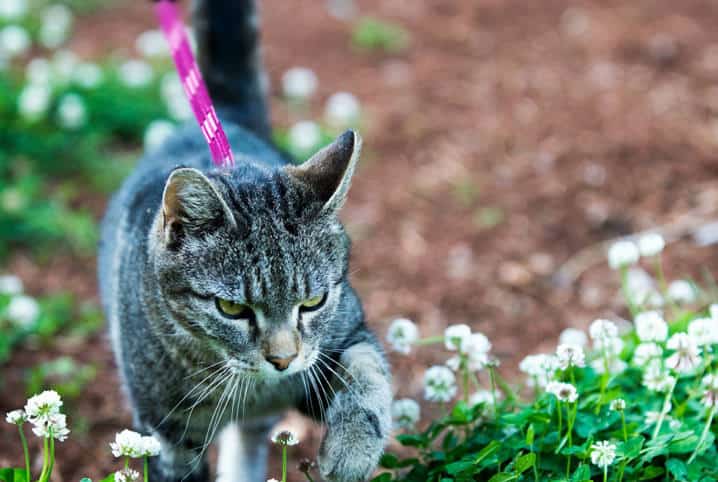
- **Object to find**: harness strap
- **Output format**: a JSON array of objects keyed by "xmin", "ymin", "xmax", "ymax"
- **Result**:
[{"xmin": 154, "ymin": 0, "xmax": 235, "ymax": 168}]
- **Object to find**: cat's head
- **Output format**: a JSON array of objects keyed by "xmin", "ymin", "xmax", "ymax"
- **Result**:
[{"xmin": 149, "ymin": 131, "xmax": 361, "ymax": 379}]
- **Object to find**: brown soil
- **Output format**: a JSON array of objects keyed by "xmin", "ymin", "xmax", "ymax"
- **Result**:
[{"xmin": 3, "ymin": 1, "xmax": 718, "ymax": 481}]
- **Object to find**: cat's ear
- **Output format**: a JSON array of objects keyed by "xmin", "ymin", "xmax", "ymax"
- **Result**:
[
  {"xmin": 285, "ymin": 130, "xmax": 362, "ymax": 216},
  {"xmin": 160, "ymin": 168, "xmax": 237, "ymax": 246}
]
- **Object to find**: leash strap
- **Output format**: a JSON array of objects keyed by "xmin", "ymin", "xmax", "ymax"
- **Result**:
[{"xmin": 154, "ymin": 0, "xmax": 235, "ymax": 168}]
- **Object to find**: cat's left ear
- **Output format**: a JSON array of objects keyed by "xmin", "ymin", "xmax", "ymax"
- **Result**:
[
  {"xmin": 160, "ymin": 168, "xmax": 237, "ymax": 247},
  {"xmin": 285, "ymin": 130, "xmax": 362, "ymax": 216}
]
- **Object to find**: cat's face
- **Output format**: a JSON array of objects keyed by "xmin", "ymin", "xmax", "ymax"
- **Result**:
[{"xmin": 150, "ymin": 131, "xmax": 360, "ymax": 379}]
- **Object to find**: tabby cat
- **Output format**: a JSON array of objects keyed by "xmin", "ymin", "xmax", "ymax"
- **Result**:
[{"xmin": 98, "ymin": 2, "xmax": 392, "ymax": 481}]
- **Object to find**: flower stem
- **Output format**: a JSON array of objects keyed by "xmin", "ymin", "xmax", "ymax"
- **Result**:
[
  {"xmin": 565, "ymin": 402, "xmax": 576, "ymax": 478},
  {"xmin": 18, "ymin": 424, "xmax": 31, "ymax": 482},
  {"xmin": 595, "ymin": 351, "xmax": 610, "ymax": 414},
  {"xmin": 462, "ymin": 358, "xmax": 470, "ymax": 404},
  {"xmin": 621, "ymin": 412, "xmax": 627, "ymax": 442},
  {"xmin": 688, "ymin": 404, "xmax": 717, "ymax": 464},
  {"xmin": 144, "ymin": 457, "xmax": 149, "ymax": 482},
  {"xmin": 489, "ymin": 366, "xmax": 498, "ymax": 409},
  {"xmin": 38, "ymin": 436, "xmax": 49, "ymax": 482},
  {"xmin": 603, "ymin": 466, "xmax": 608, "ymax": 482},
  {"xmin": 556, "ymin": 400, "xmax": 563, "ymax": 439},
  {"xmin": 652, "ymin": 380, "xmax": 676, "ymax": 439},
  {"xmin": 282, "ymin": 445, "xmax": 287, "ymax": 482},
  {"xmin": 620, "ymin": 266, "xmax": 638, "ymax": 316},
  {"xmin": 415, "ymin": 335, "xmax": 445, "ymax": 346},
  {"xmin": 46, "ymin": 436, "xmax": 55, "ymax": 482}
]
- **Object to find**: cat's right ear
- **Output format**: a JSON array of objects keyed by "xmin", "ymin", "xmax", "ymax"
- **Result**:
[
  {"xmin": 160, "ymin": 168, "xmax": 237, "ymax": 248},
  {"xmin": 285, "ymin": 130, "xmax": 362, "ymax": 217}
]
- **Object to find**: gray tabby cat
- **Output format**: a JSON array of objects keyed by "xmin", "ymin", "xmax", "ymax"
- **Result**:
[{"xmin": 97, "ymin": 2, "xmax": 392, "ymax": 481}]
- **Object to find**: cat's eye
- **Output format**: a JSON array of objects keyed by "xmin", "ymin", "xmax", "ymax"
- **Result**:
[
  {"xmin": 299, "ymin": 293, "xmax": 327, "ymax": 312},
  {"xmin": 215, "ymin": 298, "xmax": 254, "ymax": 320}
]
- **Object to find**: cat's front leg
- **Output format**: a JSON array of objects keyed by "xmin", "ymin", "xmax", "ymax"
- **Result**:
[{"xmin": 317, "ymin": 342, "xmax": 392, "ymax": 482}]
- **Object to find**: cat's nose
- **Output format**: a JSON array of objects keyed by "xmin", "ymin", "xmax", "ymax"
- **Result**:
[{"xmin": 265, "ymin": 353, "xmax": 297, "ymax": 371}]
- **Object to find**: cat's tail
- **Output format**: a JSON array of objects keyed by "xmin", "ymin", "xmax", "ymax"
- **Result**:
[{"xmin": 192, "ymin": 0, "xmax": 270, "ymax": 139}]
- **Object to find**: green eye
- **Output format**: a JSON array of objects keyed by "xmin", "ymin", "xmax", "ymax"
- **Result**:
[
  {"xmin": 215, "ymin": 298, "xmax": 253, "ymax": 319},
  {"xmin": 299, "ymin": 293, "xmax": 327, "ymax": 312}
]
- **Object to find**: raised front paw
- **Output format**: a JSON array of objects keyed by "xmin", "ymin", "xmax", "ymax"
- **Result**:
[{"xmin": 318, "ymin": 406, "xmax": 387, "ymax": 482}]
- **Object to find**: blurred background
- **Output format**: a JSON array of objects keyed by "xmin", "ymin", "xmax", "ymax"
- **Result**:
[{"xmin": 1, "ymin": 0, "xmax": 718, "ymax": 480}]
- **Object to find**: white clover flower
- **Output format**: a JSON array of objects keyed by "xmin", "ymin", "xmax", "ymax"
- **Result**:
[
  {"xmin": 282, "ymin": 67, "xmax": 318, "ymax": 100},
  {"xmin": 632, "ymin": 342, "xmax": 663, "ymax": 366},
  {"xmin": 666, "ymin": 333, "xmax": 701, "ymax": 374},
  {"xmin": 24, "ymin": 390, "xmax": 62, "ymax": 421},
  {"xmin": 26, "ymin": 58, "xmax": 52, "ymax": 86},
  {"xmin": 114, "ymin": 468, "xmax": 140, "ymax": 482},
  {"xmin": 594, "ymin": 336, "xmax": 624, "ymax": 357},
  {"xmin": 556, "ymin": 343, "xmax": 586, "ymax": 370},
  {"xmin": 0, "ymin": 0, "xmax": 27, "ymax": 20},
  {"xmin": 642, "ymin": 362, "xmax": 675, "ymax": 392},
  {"xmin": 519, "ymin": 354, "xmax": 559, "ymax": 387},
  {"xmin": 144, "ymin": 120, "xmax": 175, "ymax": 151},
  {"xmin": 141, "ymin": 436, "xmax": 161, "ymax": 457},
  {"xmin": 558, "ymin": 328, "xmax": 588, "ymax": 347},
  {"xmin": 288, "ymin": 121, "xmax": 322, "ymax": 154},
  {"xmin": 638, "ymin": 233, "xmax": 665, "ymax": 257},
  {"xmin": 446, "ymin": 332, "xmax": 492, "ymax": 371},
  {"xmin": 444, "ymin": 324, "xmax": 472, "ymax": 351},
  {"xmin": 607, "ymin": 240, "xmax": 639, "ymax": 269},
  {"xmin": 591, "ymin": 357, "xmax": 627, "ymax": 375},
  {"xmin": 74, "ymin": 62, "xmax": 103, "ymax": 89},
  {"xmin": 57, "ymin": 93, "xmax": 87, "ymax": 130},
  {"xmin": 702, "ymin": 388, "xmax": 718, "ymax": 408},
  {"xmin": 0, "ymin": 25, "xmax": 30, "ymax": 58},
  {"xmin": 590, "ymin": 441, "xmax": 617, "ymax": 468},
  {"xmin": 645, "ymin": 401, "xmax": 673, "ymax": 426},
  {"xmin": 589, "ymin": 319, "xmax": 618, "ymax": 342},
  {"xmin": 160, "ymin": 72, "xmax": 192, "ymax": 121},
  {"xmin": 423, "ymin": 365, "xmax": 457, "ymax": 403},
  {"xmin": 18, "ymin": 83, "xmax": 52, "ymax": 121},
  {"xmin": 668, "ymin": 280, "xmax": 697, "ymax": 305},
  {"xmin": 31, "ymin": 413, "xmax": 70, "ymax": 441},
  {"xmin": 52, "ymin": 49, "xmax": 78, "ymax": 84},
  {"xmin": 546, "ymin": 381, "xmax": 578, "ymax": 403},
  {"xmin": 39, "ymin": 4, "xmax": 73, "ymax": 49},
  {"xmin": 6, "ymin": 295, "xmax": 40, "ymax": 327},
  {"xmin": 703, "ymin": 374, "xmax": 718, "ymax": 390},
  {"xmin": 469, "ymin": 390, "xmax": 503, "ymax": 407},
  {"xmin": 110, "ymin": 429, "xmax": 145, "ymax": 458},
  {"xmin": 136, "ymin": 30, "xmax": 168, "ymax": 58},
  {"xmin": 325, "ymin": 92, "xmax": 361, "ymax": 128},
  {"xmin": 610, "ymin": 399, "xmax": 626, "ymax": 411},
  {"xmin": 118, "ymin": 60, "xmax": 154, "ymax": 88},
  {"xmin": 386, "ymin": 318, "xmax": 419, "ymax": 354},
  {"xmin": 688, "ymin": 317, "xmax": 718, "ymax": 347},
  {"xmin": 634, "ymin": 311, "xmax": 668, "ymax": 342},
  {"xmin": 0, "ymin": 275, "xmax": 23, "ymax": 295},
  {"xmin": 6, "ymin": 409, "xmax": 27, "ymax": 425},
  {"xmin": 710, "ymin": 304, "xmax": 718, "ymax": 320},
  {"xmin": 271, "ymin": 430, "xmax": 299, "ymax": 446},
  {"xmin": 391, "ymin": 398, "xmax": 420, "ymax": 429}
]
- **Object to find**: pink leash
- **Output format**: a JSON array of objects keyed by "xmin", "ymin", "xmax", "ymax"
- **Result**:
[{"xmin": 154, "ymin": 0, "xmax": 235, "ymax": 168}]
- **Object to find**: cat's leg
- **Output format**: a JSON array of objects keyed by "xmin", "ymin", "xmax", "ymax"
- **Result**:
[
  {"xmin": 216, "ymin": 418, "xmax": 277, "ymax": 482},
  {"xmin": 316, "ymin": 342, "xmax": 392, "ymax": 482}
]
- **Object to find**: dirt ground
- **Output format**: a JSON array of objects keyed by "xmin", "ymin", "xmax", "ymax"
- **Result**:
[{"xmin": 3, "ymin": 0, "xmax": 718, "ymax": 481}]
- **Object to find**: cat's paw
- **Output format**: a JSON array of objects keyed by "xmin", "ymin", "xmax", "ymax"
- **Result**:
[{"xmin": 318, "ymin": 406, "xmax": 386, "ymax": 482}]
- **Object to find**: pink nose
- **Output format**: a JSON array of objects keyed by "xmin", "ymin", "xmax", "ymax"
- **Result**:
[{"xmin": 265, "ymin": 353, "xmax": 297, "ymax": 371}]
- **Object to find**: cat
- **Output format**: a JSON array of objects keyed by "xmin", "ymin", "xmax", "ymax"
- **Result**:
[{"xmin": 97, "ymin": 2, "xmax": 392, "ymax": 482}]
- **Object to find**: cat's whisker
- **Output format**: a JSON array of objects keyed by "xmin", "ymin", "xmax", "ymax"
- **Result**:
[
  {"xmin": 315, "ymin": 354, "xmax": 361, "ymax": 405},
  {"xmin": 185, "ymin": 359, "xmax": 227, "ymax": 380},
  {"xmin": 307, "ymin": 364, "xmax": 328, "ymax": 423},
  {"xmin": 159, "ymin": 363, "xmax": 229, "ymax": 428}
]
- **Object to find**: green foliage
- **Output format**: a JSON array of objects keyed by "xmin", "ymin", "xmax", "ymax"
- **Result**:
[
  {"xmin": 0, "ymin": 291, "xmax": 102, "ymax": 366},
  {"xmin": 351, "ymin": 17, "xmax": 410, "ymax": 54},
  {"xmin": 26, "ymin": 356, "xmax": 96, "ymax": 400},
  {"xmin": 377, "ymin": 246, "xmax": 718, "ymax": 481}
]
